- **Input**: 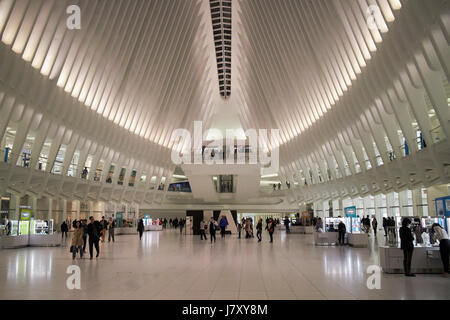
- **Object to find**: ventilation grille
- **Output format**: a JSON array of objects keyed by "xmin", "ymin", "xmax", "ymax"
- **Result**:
[{"xmin": 209, "ymin": 0, "xmax": 232, "ymax": 98}]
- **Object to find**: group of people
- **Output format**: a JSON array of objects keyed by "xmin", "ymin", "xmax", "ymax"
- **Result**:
[
  {"xmin": 400, "ymin": 218, "xmax": 449, "ymax": 278},
  {"xmin": 236, "ymin": 217, "xmax": 277, "ymax": 243},
  {"xmin": 198, "ymin": 216, "xmax": 228, "ymax": 242},
  {"xmin": 198, "ymin": 216, "xmax": 276, "ymax": 243},
  {"xmin": 168, "ymin": 218, "xmax": 186, "ymax": 233},
  {"xmin": 361, "ymin": 215, "xmax": 378, "ymax": 236},
  {"xmin": 171, "ymin": 218, "xmax": 186, "ymax": 234},
  {"xmin": 64, "ymin": 216, "xmax": 117, "ymax": 260},
  {"xmin": 382, "ymin": 217, "xmax": 397, "ymax": 237}
]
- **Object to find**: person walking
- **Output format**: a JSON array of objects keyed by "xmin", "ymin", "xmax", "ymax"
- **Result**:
[
  {"xmin": 382, "ymin": 217, "xmax": 387, "ymax": 237},
  {"xmin": 315, "ymin": 217, "xmax": 323, "ymax": 232},
  {"xmin": 219, "ymin": 216, "xmax": 228, "ymax": 238},
  {"xmin": 87, "ymin": 216, "xmax": 101, "ymax": 260},
  {"xmin": 256, "ymin": 218, "xmax": 263, "ymax": 242},
  {"xmin": 6, "ymin": 218, "xmax": 11, "ymax": 235},
  {"xmin": 100, "ymin": 216, "xmax": 108, "ymax": 242},
  {"xmin": 137, "ymin": 219, "xmax": 145, "ymax": 240},
  {"xmin": 71, "ymin": 220, "xmax": 84, "ymax": 260},
  {"xmin": 200, "ymin": 220, "xmax": 207, "ymax": 240},
  {"xmin": 338, "ymin": 220, "xmax": 346, "ymax": 246},
  {"xmin": 431, "ymin": 223, "xmax": 450, "ymax": 277},
  {"xmin": 267, "ymin": 218, "xmax": 275, "ymax": 243},
  {"xmin": 81, "ymin": 167, "xmax": 88, "ymax": 179},
  {"xmin": 244, "ymin": 219, "xmax": 251, "ymax": 238},
  {"xmin": 237, "ymin": 222, "xmax": 242, "ymax": 239},
  {"xmin": 284, "ymin": 216, "xmax": 290, "ymax": 233},
  {"xmin": 399, "ymin": 218, "xmax": 415, "ymax": 277},
  {"xmin": 364, "ymin": 215, "xmax": 371, "ymax": 234},
  {"xmin": 108, "ymin": 217, "xmax": 116, "ymax": 242},
  {"xmin": 179, "ymin": 219, "xmax": 185, "ymax": 235},
  {"xmin": 61, "ymin": 221, "xmax": 68, "ymax": 241},
  {"xmin": 372, "ymin": 217, "xmax": 378, "ymax": 237},
  {"xmin": 209, "ymin": 218, "xmax": 217, "ymax": 243},
  {"xmin": 81, "ymin": 219, "xmax": 88, "ymax": 253}
]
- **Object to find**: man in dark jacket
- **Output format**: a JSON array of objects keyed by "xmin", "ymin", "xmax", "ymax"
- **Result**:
[
  {"xmin": 284, "ymin": 217, "xmax": 290, "ymax": 233},
  {"xmin": 61, "ymin": 221, "xmax": 68, "ymax": 240},
  {"xmin": 338, "ymin": 221, "xmax": 346, "ymax": 245},
  {"xmin": 87, "ymin": 216, "xmax": 102, "ymax": 259},
  {"xmin": 209, "ymin": 218, "xmax": 217, "ymax": 243},
  {"xmin": 81, "ymin": 219, "xmax": 88, "ymax": 253},
  {"xmin": 399, "ymin": 218, "xmax": 415, "ymax": 277}
]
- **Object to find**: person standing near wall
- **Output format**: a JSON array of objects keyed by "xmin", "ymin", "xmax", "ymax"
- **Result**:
[
  {"xmin": 219, "ymin": 216, "xmax": 228, "ymax": 238},
  {"xmin": 108, "ymin": 217, "xmax": 116, "ymax": 243},
  {"xmin": 179, "ymin": 218, "xmax": 185, "ymax": 235},
  {"xmin": 399, "ymin": 218, "xmax": 415, "ymax": 277},
  {"xmin": 338, "ymin": 220, "xmax": 346, "ymax": 246},
  {"xmin": 209, "ymin": 217, "xmax": 217, "ymax": 243},
  {"xmin": 237, "ymin": 222, "xmax": 242, "ymax": 239},
  {"xmin": 200, "ymin": 220, "xmax": 207, "ymax": 240},
  {"xmin": 137, "ymin": 219, "xmax": 145, "ymax": 240},
  {"xmin": 267, "ymin": 218, "xmax": 275, "ymax": 243},
  {"xmin": 284, "ymin": 216, "xmax": 290, "ymax": 233},
  {"xmin": 61, "ymin": 221, "xmax": 68, "ymax": 242},
  {"xmin": 431, "ymin": 223, "xmax": 450, "ymax": 278}
]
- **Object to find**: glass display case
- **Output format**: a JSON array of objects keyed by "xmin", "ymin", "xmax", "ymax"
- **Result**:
[
  {"xmin": 350, "ymin": 217, "xmax": 362, "ymax": 234},
  {"xmin": 18, "ymin": 220, "xmax": 29, "ymax": 235},
  {"xmin": 32, "ymin": 219, "xmax": 54, "ymax": 235},
  {"xmin": 324, "ymin": 217, "xmax": 349, "ymax": 232},
  {"xmin": 9, "ymin": 220, "xmax": 19, "ymax": 236},
  {"xmin": 421, "ymin": 216, "xmax": 445, "ymax": 229},
  {"xmin": 143, "ymin": 215, "xmax": 152, "ymax": 227}
]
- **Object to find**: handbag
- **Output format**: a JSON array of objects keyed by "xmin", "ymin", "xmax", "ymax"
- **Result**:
[{"xmin": 69, "ymin": 245, "xmax": 74, "ymax": 253}]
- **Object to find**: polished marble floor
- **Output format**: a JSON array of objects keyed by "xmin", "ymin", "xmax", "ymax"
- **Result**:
[{"xmin": 0, "ymin": 229, "xmax": 449, "ymax": 300}]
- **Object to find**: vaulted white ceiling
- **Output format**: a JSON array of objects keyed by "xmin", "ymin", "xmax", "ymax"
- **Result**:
[{"xmin": 0, "ymin": 0, "xmax": 449, "ymax": 205}]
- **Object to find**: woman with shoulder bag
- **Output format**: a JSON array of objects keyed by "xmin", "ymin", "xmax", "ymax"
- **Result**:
[{"xmin": 71, "ymin": 220, "xmax": 84, "ymax": 260}]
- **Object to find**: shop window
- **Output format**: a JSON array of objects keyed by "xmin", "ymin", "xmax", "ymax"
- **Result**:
[
  {"xmin": 68, "ymin": 150, "xmax": 80, "ymax": 177},
  {"xmin": 425, "ymin": 88, "xmax": 446, "ymax": 143},
  {"xmin": 129, "ymin": 170, "xmax": 137, "ymax": 187},
  {"xmin": 17, "ymin": 132, "xmax": 35, "ymax": 168},
  {"xmin": 149, "ymin": 176, "xmax": 157, "ymax": 189},
  {"xmin": 94, "ymin": 161, "xmax": 104, "ymax": 182},
  {"xmin": 3, "ymin": 127, "xmax": 15, "ymax": 164},
  {"xmin": 52, "ymin": 144, "xmax": 66, "ymax": 174},
  {"xmin": 352, "ymin": 150, "xmax": 360, "ymax": 173},
  {"xmin": 37, "ymin": 138, "xmax": 52, "ymax": 171},
  {"xmin": 373, "ymin": 140, "xmax": 383, "ymax": 166},
  {"xmin": 82, "ymin": 155, "xmax": 94, "ymax": 179},
  {"xmin": 106, "ymin": 165, "xmax": 115, "ymax": 184},
  {"xmin": 118, "ymin": 168, "xmax": 126, "ymax": 185},
  {"xmin": 342, "ymin": 153, "xmax": 351, "ymax": 176}
]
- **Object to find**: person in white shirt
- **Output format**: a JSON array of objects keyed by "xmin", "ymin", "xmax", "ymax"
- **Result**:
[{"xmin": 431, "ymin": 223, "xmax": 450, "ymax": 278}]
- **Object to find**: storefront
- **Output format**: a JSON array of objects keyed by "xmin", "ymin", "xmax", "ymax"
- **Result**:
[
  {"xmin": 314, "ymin": 216, "xmax": 367, "ymax": 247},
  {"xmin": 0, "ymin": 205, "xmax": 60, "ymax": 249}
]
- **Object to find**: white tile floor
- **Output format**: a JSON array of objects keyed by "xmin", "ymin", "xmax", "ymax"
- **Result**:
[{"xmin": 0, "ymin": 229, "xmax": 449, "ymax": 300}]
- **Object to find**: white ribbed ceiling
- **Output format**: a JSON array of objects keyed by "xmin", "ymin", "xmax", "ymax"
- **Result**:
[
  {"xmin": 0, "ymin": 0, "xmax": 404, "ymax": 148},
  {"xmin": 234, "ymin": 0, "xmax": 402, "ymax": 145},
  {"xmin": 0, "ymin": 0, "xmax": 217, "ymax": 149}
]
